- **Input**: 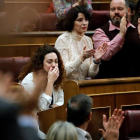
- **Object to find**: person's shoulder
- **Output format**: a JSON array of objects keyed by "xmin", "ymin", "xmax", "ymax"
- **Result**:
[
  {"xmin": 24, "ymin": 72, "xmax": 33, "ymax": 79},
  {"xmin": 56, "ymin": 32, "xmax": 71, "ymax": 45},
  {"xmin": 84, "ymin": 35, "xmax": 92, "ymax": 42},
  {"xmin": 57, "ymin": 32, "xmax": 70, "ymax": 39},
  {"xmin": 21, "ymin": 72, "xmax": 33, "ymax": 83}
]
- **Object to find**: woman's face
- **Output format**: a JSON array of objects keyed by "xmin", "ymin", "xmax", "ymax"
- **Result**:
[
  {"xmin": 43, "ymin": 52, "xmax": 58, "ymax": 72},
  {"xmin": 73, "ymin": 13, "xmax": 89, "ymax": 36}
]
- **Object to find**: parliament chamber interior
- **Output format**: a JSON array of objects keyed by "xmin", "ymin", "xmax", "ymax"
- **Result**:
[{"xmin": 0, "ymin": 0, "xmax": 140, "ymax": 140}]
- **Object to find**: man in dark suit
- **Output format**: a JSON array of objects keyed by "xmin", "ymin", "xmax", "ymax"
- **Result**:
[
  {"xmin": 93, "ymin": 0, "xmax": 140, "ymax": 78},
  {"xmin": 66, "ymin": 94, "xmax": 124, "ymax": 140},
  {"xmin": 0, "ymin": 72, "xmax": 45, "ymax": 140}
]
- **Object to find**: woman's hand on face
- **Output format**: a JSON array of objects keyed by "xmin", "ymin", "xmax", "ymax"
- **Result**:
[
  {"xmin": 48, "ymin": 66, "xmax": 59, "ymax": 84},
  {"xmin": 94, "ymin": 43, "xmax": 108, "ymax": 62},
  {"xmin": 80, "ymin": 46, "xmax": 95, "ymax": 61}
]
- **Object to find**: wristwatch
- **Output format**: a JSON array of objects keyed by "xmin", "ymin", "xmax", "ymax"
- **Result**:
[{"xmin": 93, "ymin": 59, "xmax": 101, "ymax": 65}]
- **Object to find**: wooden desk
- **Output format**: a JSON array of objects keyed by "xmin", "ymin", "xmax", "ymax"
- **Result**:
[
  {"xmin": 0, "ymin": 31, "xmax": 94, "ymax": 45},
  {"xmin": 38, "ymin": 77, "xmax": 140, "ymax": 140},
  {"xmin": 0, "ymin": 31, "xmax": 94, "ymax": 57}
]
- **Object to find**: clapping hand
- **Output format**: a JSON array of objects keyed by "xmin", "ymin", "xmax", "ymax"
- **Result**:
[
  {"xmin": 102, "ymin": 109, "xmax": 125, "ymax": 131},
  {"xmin": 94, "ymin": 43, "xmax": 108, "ymax": 62},
  {"xmin": 99, "ymin": 109, "xmax": 125, "ymax": 140},
  {"xmin": 99, "ymin": 115, "xmax": 120, "ymax": 140},
  {"xmin": 119, "ymin": 14, "xmax": 127, "ymax": 37},
  {"xmin": 80, "ymin": 46, "xmax": 95, "ymax": 61}
]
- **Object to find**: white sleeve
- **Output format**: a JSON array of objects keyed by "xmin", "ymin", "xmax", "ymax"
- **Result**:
[
  {"xmin": 88, "ymin": 62, "xmax": 99, "ymax": 78},
  {"xmin": 54, "ymin": 89, "xmax": 64, "ymax": 106},
  {"xmin": 88, "ymin": 38, "xmax": 99, "ymax": 78},
  {"xmin": 39, "ymin": 93, "xmax": 52, "ymax": 111}
]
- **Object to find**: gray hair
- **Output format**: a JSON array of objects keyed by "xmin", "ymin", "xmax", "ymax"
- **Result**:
[{"xmin": 46, "ymin": 121, "xmax": 78, "ymax": 140}]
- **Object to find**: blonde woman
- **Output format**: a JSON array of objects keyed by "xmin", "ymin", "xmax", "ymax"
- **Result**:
[{"xmin": 46, "ymin": 121, "xmax": 78, "ymax": 140}]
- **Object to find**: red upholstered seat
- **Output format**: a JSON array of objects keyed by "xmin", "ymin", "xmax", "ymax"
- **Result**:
[
  {"xmin": 88, "ymin": 11, "xmax": 110, "ymax": 30},
  {"xmin": 38, "ymin": 11, "xmax": 110, "ymax": 31},
  {"xmin": 0, "ymin": 57, "xmax": 30, "ymax": 81},
  {"xmin": 119, "ymin": 110, "xmax": 140, "ymax": 140},
  {"xmin": 0, "ymin": 11, "xmax": 110, "ymax": 32}
]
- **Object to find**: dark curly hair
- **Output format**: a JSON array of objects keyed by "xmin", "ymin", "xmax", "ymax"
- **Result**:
[
  {"xmin": 18, "ymin": 44, "xmax": 66, "ymax": 90},
  {"xmin": 63, "ymin": 6, "xmax": 91, "ymax": 32}
]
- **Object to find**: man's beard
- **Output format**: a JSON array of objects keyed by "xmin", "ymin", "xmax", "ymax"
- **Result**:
[{"xmin": 110, "ymin": 12, "xmax": 128, "ymax": 27}]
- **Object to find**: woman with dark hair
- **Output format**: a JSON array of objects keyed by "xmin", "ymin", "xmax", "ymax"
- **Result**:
[
  {"xmin": 19, "ymin": 44, "xmax": 65, "ymax": 111},
  {"xmin": 55, "ymin": 6, "xmax": 107, "ymax": 80},
  {"xmin": 53, "ymin": 0, "xmax": 92, "ymax": 20},
  {"xmin": 53, "ymin": 0, "xmax": 93, "ymax": 30}
]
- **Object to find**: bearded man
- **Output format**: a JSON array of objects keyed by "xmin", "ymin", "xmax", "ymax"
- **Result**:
[{"xmin": 93, "ymin": 0, "xmax": 140, "ymax": 78}]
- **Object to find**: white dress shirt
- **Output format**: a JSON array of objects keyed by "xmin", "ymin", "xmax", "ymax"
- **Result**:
[{"xmin": 20, "ymin": 72, "xmax": 64, "ymax": 111}]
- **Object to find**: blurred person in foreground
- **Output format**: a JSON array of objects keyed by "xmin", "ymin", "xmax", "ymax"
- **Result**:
[
  {"xmin": 0, "ymin": 71, "xmax": 46, "ymax": 140},
  {"xmin": 14, "ymin": 7, "xmax": 40, "ymax": 32}
]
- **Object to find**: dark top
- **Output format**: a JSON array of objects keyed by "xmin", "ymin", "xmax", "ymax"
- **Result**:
[{"xmin": 0, "ymin": 98, "xmax": 41, "ymax": 140}]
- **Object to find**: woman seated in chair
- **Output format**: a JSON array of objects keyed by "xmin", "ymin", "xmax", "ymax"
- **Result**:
[
  {"xmin": 55, "ymin": 6, "xmax": 107, "ymax": 80},
  {"xmin": 53, "ymin": 0, "xmax": 93, "ymax": 30},
  {"xmin": 18, "ymin": 44, "xmax": 65, "ymax": 111}
]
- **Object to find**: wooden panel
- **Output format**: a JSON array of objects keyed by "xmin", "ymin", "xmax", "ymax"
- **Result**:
[
  {"xmin": 4, "ymin": 0, "xmax": 52, "ymax": 13},
  {"xmin": 121, "ymin": 104, "xmax": 140, "ymax": 111},
  {"xmin": 38, "ymin": 78, "xmax": 140, "ymax": 136},
  {"xmin": 39, "ymin": 105, "xmax": 67, "ymax": 134},
  {"xmin": 0, "ymin": 45, "xmax": 29, "ymax": 57},
  {"xmin": 4, "ymin": 0, "xmax": 111, "ymax": 13},
  {"xmin": 87, "ymin": 106, "xmax": 111, "ymax": 140},
  {"xmin": 4, "ymin": 2, "xmax": 50, "ymax": 13},
  {"xmin": 38, "ymin": 80, "xmax": 80, "ymax": 133},
  {"xmin": 116, "ymin": 92, "xmax": 140, "ymax": 109},
  {"xmin": 90, "ymin": 95, "xmax": 115, "ymax": 112},
  {"xmin": 29, "ymin": 45, "xmax": 40, "ymax": 56},
  {"xmin": 0, "ymin": 44, "xmax": 56, "ymax": 57},
  {"xmin": 0, "ymin": 33, "xmax": 62, "ymax": 45}
]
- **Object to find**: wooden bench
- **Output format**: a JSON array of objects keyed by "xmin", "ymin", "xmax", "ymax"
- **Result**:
[{"xmin": 38, "ymin": 77, "xmax": 140, "ymax": 140}]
